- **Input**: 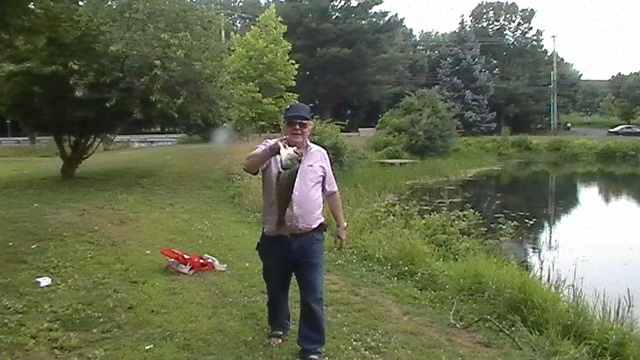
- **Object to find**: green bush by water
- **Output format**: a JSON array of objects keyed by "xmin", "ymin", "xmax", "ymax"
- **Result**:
[
  {"xmin": 457, "ymin": 135, "xmax": 640, "ymax": 165},
  {"xmin": 371, "ymin": 89, "xmax": 459, "ymax": 159}
]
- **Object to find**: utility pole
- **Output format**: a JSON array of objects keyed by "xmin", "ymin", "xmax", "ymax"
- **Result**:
[
  {"xmin": 551, "ymin": 35, "xmax": 558, "ymax": 134},
  {"xmin": 215, "ymin": 9, "xmax": 257, "ymax": 44}
]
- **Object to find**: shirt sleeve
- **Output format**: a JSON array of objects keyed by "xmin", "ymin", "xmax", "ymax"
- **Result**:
[
  {"xmin": 321, "ymin": 150, "xmax": 339, "ymax": 196},
  {"xmin": 248, "ymin": 139, "xmax": 275, "ymax": 176}
]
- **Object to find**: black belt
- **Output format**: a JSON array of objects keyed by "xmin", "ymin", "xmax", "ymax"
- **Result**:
[{"xmin": 286, "ymin": 223, "xmax": 327, "ymax": 238}]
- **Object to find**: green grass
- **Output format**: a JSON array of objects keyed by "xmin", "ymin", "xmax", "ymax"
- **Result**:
[
  {"xmin": 0, "ymin": 143, "xmax": 531, "ymax": 360},
  {"xmin": 3, "ymin": 137, "xmax": 640, "ymax": 360}
]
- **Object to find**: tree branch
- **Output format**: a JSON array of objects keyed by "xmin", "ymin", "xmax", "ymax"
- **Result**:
[
  {"xmin": 82, "ymin": 135, "xmax": 104, "ymax": 160},
  {"xmin": 53, "ymin": 135, "xmax": 69, "ymax": 160},
  {"xmin": 449, "ymin": 296, "xmax": 524, "ymax": 350}
]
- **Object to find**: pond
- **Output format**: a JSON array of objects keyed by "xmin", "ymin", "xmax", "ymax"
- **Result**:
[{"xmin": 405, "ymin": 163, "xmax": 640, "ymax": 322}]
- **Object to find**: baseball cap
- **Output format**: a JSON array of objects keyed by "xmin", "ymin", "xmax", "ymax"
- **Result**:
[{"xmin": 283, "ymin": 102, "xmax": 312, "ymax": 120}]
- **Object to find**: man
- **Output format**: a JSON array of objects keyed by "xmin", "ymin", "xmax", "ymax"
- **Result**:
[{"xmin": 242, "ymin": 102, "xmax": 347, "ymax": 360}]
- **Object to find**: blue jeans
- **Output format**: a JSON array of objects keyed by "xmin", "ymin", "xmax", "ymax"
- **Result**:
[{"xmin": 257, "ymin": 230, "xmax": 325, "ymax": 357}]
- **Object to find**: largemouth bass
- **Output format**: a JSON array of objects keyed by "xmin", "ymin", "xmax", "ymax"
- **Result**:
[{"xmin": 275, "ymin": 144, "xmax": 303, "ymax": 229}]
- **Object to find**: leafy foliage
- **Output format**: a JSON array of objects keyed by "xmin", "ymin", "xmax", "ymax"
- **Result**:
[
  {"xmin": 575, "ymin": 80, "xmax": 610, "ymax": 115},
  {"xmin": 0, "ymin": 1, "xmax": 228, "ymax": 178},
  {"xmin": 309, "ymin": 120, "xmax": 350, "ymax": 169},
  {"xmin": 469, "ymin": 1, "xmax": 552, "ymax": 133},
  {"xmin": 95, "ymin": 0, "xmax": 229, "ymax": 137},
  {"xmin": 224, "ymin": 4, "xmax": 298, "ymax": 134},
  {"xmin": 0, "ymin": 2, "xmax": 135, "ymax": 178},
  {"xmin": 273, "ymin": 0, "xmax": 415, "ymax": 127},
  {"xmin": 372, "ymin": 89, "xmax": 458, "ymax": 158},
  {"xmin": 202, "ymin": 0, "xmax": 267, "ymax": 36},
  {"xmin": 437, "ymin": 18, "xmax": 496, "ymax": 135},
  {"xmin": 599, "ymin": 93, "xmax": 621, "ymax": 119},
  {"xmin": 609, "ymin": 72, "xmax": 640, "ymax": 123}
]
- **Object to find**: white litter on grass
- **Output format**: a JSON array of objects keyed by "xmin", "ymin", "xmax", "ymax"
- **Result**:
[
  {"xmin": 145, "ymin": 344, "xmax": 154, "ymax": 350},
  {"xmin": 35, "ymin": 276, "xmax": 52, "ymax": 287},
  {"xmin": 204, "ymin": 254, "xmax": 228, "ymax": 271}
]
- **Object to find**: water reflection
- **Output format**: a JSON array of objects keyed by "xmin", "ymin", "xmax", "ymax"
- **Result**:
[
  {"xmin": 406, "ymin": 165, "xmax": 640, "ymax": 321},
  {"xmin": 534, "ymin": 184, "xmax": 640, "ymax": 312}
]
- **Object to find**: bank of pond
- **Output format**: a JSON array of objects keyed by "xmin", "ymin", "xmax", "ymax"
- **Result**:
[{"xmin": 338, "ymin": 136, "xmax": 640, "ymax": 359}]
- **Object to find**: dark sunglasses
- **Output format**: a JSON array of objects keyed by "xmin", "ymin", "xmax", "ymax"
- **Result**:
[{"xmin": 285, "ymin": 120, "xmax": 310, "ymax": 129}]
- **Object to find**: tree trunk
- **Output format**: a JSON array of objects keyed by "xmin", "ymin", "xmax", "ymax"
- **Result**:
[
  {"xmin": 60, "ymin": 158, "xmax": 81, "ymax": 179},
  {"xmin": 28, "ymin": 132, "xmax": 36, "ymax": 145}
]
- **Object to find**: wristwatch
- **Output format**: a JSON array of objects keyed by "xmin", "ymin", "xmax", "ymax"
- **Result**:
[{"xmin": 337, "ymin": 222, "xmax": 348, "ymax": 229}]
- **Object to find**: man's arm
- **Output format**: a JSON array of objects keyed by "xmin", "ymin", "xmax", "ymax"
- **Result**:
[
  {"xmin": 320, "ymin": 150, "xmax": 347, "ymax": 248},
  {"xmin": 242, "ymin": 137, "xmax": 284, "ymax": 175},
  {"xmin": 325, "ymin": 191, "xmax": 346, "ymax": 228},
  {"xmin": 326, "ymin": 191, "xmax": 348, "ymax": 249}
]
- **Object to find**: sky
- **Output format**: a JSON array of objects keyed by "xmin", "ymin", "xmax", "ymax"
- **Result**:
[{"xmin": 375, "ymin": 0, "xmax": 640, "ymax": 80}]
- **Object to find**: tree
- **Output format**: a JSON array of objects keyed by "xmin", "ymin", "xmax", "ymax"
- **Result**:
[
  {"xmin": 411, "ymin": 31, "xmax": 450, "ymax": 90},
  {"xmin": 609, "ymin": 72, "xmax": 640, "ymax": 123},
  {"xmin": 96, "ymin": 0, "xmax": 229, "ymax": 138},
  {"xmin": 599, "ymin": 93, "xmax": 620, "ymax": 119},
  {"xmin": 469, "ymin": 1, "xmax": 552, "ymax": 133},
  {"xmin": 223, "ymin": 4, "xmax": 298, "ymax": 133},
  {"xmin": 555, "ymin": 58, "xmax": 582, "ymax": 116},
  {"xmin": 273, "ymin": 0, "xmax": 414, "ymax": 127},
  {"xmin": 575, "ymin": 80, "xmax": 609, "ymax": 115},
  {"xmin": 0, "ymin": 2, "xmax": 136, "ymax": 178},
  {"xmin": 198, "ymin": 0, "xmax": 266, "ymax": 36},
  {"xmin": 0, "ymin": 1, "xmax": 228, "ymax": 178},
  {"xmin": 436, "ymin": 18, "xmax": 496, "ymax": 135},
  {"xmin": 0, "ymin": 1, "xmax": 57, "ymax": 140}
]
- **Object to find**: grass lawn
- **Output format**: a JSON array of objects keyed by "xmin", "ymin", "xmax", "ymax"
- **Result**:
[{"xmin": 0, "ymin": 142, "xmax": 537, "ymax": 360}]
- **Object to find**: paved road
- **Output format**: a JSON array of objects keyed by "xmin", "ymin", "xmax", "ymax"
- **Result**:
[{"xmin": 570, "ymin": 127, "xmax": 607, "ymax": 137}]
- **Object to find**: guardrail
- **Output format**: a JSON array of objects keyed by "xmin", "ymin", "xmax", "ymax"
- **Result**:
[
  {"xmin": 0, "ymin": 137, "xmax": 46, "ymax": 146},
  {"xmin": 0, "ymin": 134, "xmax": 186, "ymax": 147}
]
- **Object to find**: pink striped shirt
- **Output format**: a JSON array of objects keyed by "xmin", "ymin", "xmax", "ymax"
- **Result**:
[{"xmin": 251, "ymin": 139, "xmax": 339, "ymax": 236}]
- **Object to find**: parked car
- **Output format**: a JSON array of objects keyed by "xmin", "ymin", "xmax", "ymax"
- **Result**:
[{"xmin": 607, "ymin": 124, "xmax": 640, "ymax": 136}]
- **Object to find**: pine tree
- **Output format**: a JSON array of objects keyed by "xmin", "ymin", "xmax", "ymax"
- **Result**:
[{"xmin": 437, "ymin": 18, "xmax": 496, "ymax": 135}]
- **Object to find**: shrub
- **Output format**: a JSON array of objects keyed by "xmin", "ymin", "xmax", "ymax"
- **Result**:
[
  {"xmin": 373, "ymin": 89, "xmax": 458, "ymax": 158},
  {"xmin": 378, "ymin": 145, "xmax": 410, "ymax": 159},
  {"xmin": 310, "ymin": 120, "xmax": 351, "ymax": 169},
  {"xmin": 544, "ymin": 137, "xmax": 572, "ymax": 153},
  {"xmin": 509, "ymin": 136, "xmax": 535, "ymax": 151},
  {"xmin": 594, "ymin": 141, "xmax": 640, "ymax": 163},
  {"xmin": 456, "ymin": 136, "xmax": 532, "ymax": 157}
]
